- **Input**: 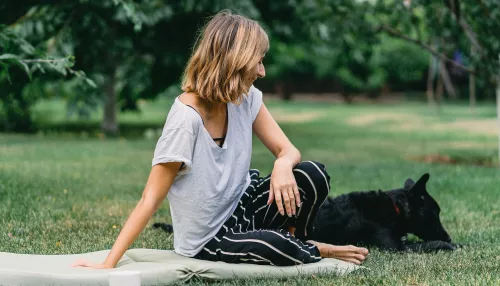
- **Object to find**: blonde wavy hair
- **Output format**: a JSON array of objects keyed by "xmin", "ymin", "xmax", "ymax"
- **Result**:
[{"xmin": 181, "ymin": 10, "xmax": 269, "ymax": 104}]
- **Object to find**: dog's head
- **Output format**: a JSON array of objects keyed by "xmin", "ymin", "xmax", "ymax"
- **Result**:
[{"xmin": 404, "ymin": 173, "xmax": 452, "ymax": 242}]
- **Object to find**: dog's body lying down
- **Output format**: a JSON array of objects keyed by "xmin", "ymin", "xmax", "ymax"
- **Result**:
[
  {"xmin": 310, "ymin": 173, "xmax": 459, "ymax": 252},
  {"xmin": 154, "ymin": 173, "xmax": 459, "ymax": 252}
]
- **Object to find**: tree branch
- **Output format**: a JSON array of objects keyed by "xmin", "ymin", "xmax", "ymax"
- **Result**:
[
  {"xmin": 20, "ymin": 59, "xmax": 62, "ymax": 64},
  {"xmin": 458, "ymin": 18, "xmax": 482, "ymax": 54},
  {"xmin": 443, "ymin": 0, "xmax": 484, "ymax": 54},
  {"xmin": 476, "ymin": 0, "xmax": 491, "ymax": 17},
  {"xmin": 377, "ymin": 25, "xmax": 475, "ymax": 74}
]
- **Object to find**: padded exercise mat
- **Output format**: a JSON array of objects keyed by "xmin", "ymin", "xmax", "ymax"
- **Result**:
[{"xmin": 0, "ymin": 248, "xmax": 361, "ymax": 285}]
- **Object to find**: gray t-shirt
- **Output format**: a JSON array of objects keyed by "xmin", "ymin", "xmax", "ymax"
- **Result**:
[{"xmin": 152, "ymin": 85, "xmax": 263, "ymax": 257}]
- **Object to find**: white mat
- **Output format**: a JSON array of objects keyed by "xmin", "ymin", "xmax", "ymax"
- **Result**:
[{"xmin": 0, "ymin": 248, "xmax": 361, "ymax": 285}]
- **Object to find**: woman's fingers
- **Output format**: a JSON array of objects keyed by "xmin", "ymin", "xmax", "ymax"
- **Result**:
[
  {"xmin": 71, "ymin": 259, "xmax": 92, "ymax": 267},
  {"xmin": 281, "ymin": 187, "xmax": 292, "ymax": 217},
  {"xmin": 350, "ymin": 245, "xmax": 369, "ymax": 256},
  {"xmin": 274, "ymin": 186, "xmax": 285, "ymax": 216},
  {"xmin": 342, "ymin": 252, "xmax": 367, "ymax": 262},
  {"xmin": 335, "ymin": 247, "xmax": 368, "ymax": 264},
  {"xmin": 273, "ymin": 183, "xmax": 299, "ymax": 217},
  {"xmin": 267, "ymin": 184, "xmax": 274, "ymax": 206},
  {"xmin": 287, "ymin": 186, "xmax": 296, "ymax": 216},
  {"xmin": 336, "ymin": 252, "xmax": 366, "ymax": 265},
  {"xmin": 71, "ymin": 259, "xmax": 111, "ymax": 269},
  {"xmin": 336, "ymin": 245, "xmax": 369, "ymax": 256},
  {"xmin": 281, "ymin": 184, "xmax": 297, "ymax": 217},
  {"xmin": 307, "ymin": 240, "xmax": 368, "ymax": 265},
  {"xmin": 293, "ymin": 183, "xmax": 301, "ymax": 209},
  {"xmin": 354, "ymin": 253, "xmax": 367, "ymax": 261},
  {"xmin": 342, "ymin": 257, "xmax": 361, "ymax": 265}
]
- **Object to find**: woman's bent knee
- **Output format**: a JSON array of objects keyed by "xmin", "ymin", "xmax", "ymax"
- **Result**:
[{"xmin": 293, "ymin": 161, "xmax": 330, "ymax": 199}]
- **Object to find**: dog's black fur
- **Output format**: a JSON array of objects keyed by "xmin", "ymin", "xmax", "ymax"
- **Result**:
[
  {"xmin": 153, "ymin": 173, "xmax": 460, "ymax": 252},
  {"xmin": 310, "ymin": 173, "xmax": 459, "ymax": 252}
]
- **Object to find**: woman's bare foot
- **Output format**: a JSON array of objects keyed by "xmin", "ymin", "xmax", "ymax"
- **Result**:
[{"xmin": 307, "ymin": 240, "xmax": 369, "ymax": 265}]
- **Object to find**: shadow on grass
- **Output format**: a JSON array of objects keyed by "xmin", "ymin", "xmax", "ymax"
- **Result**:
[
  {"xmin": 410, "ymin": 153, "xmax": 498, "ymax": 168},
  {"xmin": 37, "ymin": 121, "xmax": 164, "ymax": 138}
]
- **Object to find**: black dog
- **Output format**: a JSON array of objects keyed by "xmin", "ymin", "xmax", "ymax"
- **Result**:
[
  {"xmin": 154, "ymin": 173, "xmax": 459, "ymax": 252},
  {"xmin": 310, "ymin": 173, "xmax": 459, "ymax": 252}
]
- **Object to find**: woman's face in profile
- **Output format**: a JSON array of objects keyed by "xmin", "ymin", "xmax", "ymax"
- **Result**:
[{"xmin": 245, "ymin": 54, "xmax": 266, "ymax": 89}]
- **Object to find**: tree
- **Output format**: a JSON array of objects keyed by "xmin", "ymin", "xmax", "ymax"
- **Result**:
[
  {"xmin": 373, "ymin": 0, "xmax": 500, "ymax": 163},
  {"xmin": 0, "ymin": 7, "xmax": 94, "ymax": 132},
  {"xmin": 0, "ymin": 2, "xmax": 95, "ymax": 132},
  {"xmin": 2, "ymin": 0, "xmax": 499, "ymax": 143},
  {"xmin": 293, "ymin": 0, "xmax": 500, "ymax": 162},
  {"xmin": 383, "ymin": 0, "xmax": 500, "ymax": 163},
  {"xmin": 0, "ymin": 1, "xmax": 271, "ymax": 133}
]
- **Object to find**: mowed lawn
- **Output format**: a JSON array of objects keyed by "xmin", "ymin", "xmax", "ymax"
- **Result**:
[{"xmin": 1, "ymin": 96, "xmax": 499, "ymax": 285}]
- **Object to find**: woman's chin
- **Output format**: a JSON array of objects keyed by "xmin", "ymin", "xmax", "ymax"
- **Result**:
[
  {"xmin": 243, "ymin": 84, "xmax": 252, "ymax": 93},
  {"xmin": 245, "ymin": 81, "xmax": 255, "ymax": 91}
]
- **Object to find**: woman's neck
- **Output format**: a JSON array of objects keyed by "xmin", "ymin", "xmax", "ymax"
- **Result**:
[{"xmin": 198, "ymin": 97, "xmax": 226, "ymax": 118}]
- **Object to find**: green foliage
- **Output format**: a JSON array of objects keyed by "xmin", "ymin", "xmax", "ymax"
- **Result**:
[
  {"xmin": 292, "ymin": 0, "xmax": 500, "ymax": 97},
  {"xmin": 373, "ymin": 37, "xmax": 430, "ymax": 90},
  {"xmin": 0, "ymin": 11, "xmax": 96, "ymax": 132},
  {"xmin": 265, "ymin": 40, "xmax": 308, "ymax": 79},
  {"xmin": 0, "ymin": 8, "xmax": 95, "ymax": 85},
  {"xmin": 1, "ymin": 0, "xmax": 500, "ymax": 132},
  {"xmin": 375, "ymin": 0, "xmax": 500, "ymax": 83}
]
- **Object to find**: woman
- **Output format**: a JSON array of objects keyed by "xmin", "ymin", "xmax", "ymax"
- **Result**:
[{"xmin": 72, "ymin": 10, "xmax": 368, "ymax": 269}]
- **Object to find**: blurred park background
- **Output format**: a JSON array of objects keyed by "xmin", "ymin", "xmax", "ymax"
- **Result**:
[{"xmin": 1, "ymin": 1, "xmax": 500, "ymax": 285}]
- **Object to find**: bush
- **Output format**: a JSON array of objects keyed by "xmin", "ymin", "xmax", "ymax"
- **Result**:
[{"xmin": 373, "ymin": 37, "xmax": 430, "ymax": 91}]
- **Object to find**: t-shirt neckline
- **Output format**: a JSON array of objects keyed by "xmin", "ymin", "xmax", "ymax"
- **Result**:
[{"xmin": 175, "ymin": 97, "xmax": 231, "ymax": 150}]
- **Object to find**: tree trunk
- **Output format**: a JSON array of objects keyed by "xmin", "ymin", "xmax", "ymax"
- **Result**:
[
  {"xmin": 496, "ymin": 68, "xmax": 500, "ymax": 167},
  {"xmin": 469, "ymin": 71, "xmax": 476, "ymax": 112},
  {"xmin": 438, "ymin": 60, "xmax": 457, "ymax": 99},
  {"xmin": 427, "ymin": 54, "xmax": 437, "ymax": 107},
  {"xmin": 436, "ymin": 71, "xmax": 444, "ymax": 104},
  {"xmin": 469, "ymin": 46, "xmax": 476, "ymax": 113},
  {"xmin": 2, "ymin": 72, "xmax": 35, "ymax": 132},
  {"xmin": 4, "ymin": 96, "xmax": 34, "ymax": 132},
  {"xmin": 341, "ymin": 91, "xmax": 353, "ymax": 104},
  {"xmin": 101, "ymin": 70, "xmax": 119, "ymax": 136},
  {"xmin": 275, "ymin": 81, "xmax": 293, "ymax": 101}
]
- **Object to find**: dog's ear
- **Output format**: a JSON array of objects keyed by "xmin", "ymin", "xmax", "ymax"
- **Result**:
[
  {"xmin": 404, "ymin": 178, "xmax": 415, "ymax": 189},
  {"xmin": 409, "ymin": 173, "xmax": 430, "ymax": 194}
]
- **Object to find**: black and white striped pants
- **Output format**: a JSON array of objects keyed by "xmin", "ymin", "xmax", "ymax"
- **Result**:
[{"xmin": 194, "ymin": 161, "xmax": 330, "ymax": 266}]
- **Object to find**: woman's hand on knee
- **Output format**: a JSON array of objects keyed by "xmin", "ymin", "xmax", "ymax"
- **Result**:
[{"xmin": 268, "ymin": 158, "xmax": 301, "ymax": 217}]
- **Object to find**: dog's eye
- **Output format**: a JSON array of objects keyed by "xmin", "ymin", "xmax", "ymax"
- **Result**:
[{"xmin": 420, "ymin": 195, "xmax": 425, "ymax": 201}]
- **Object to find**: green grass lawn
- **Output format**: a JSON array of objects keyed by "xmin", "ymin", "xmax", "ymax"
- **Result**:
[{"xmin": 1, "ymin": 96, "xmax": 499, "ymax": 285}]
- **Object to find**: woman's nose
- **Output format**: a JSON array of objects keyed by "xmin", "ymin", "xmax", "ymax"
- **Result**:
[{"xmin": 257, "ymin": 66, "xmax": 265, "ymax": 78}]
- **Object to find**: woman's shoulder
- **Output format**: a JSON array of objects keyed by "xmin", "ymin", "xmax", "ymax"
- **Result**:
[
  {"xmin": 163, "ymin": 94, "xmax": 203, "ymax": 135},
  {"xmin": 240, "ymin": 85, "xmax": 263, "ymax": 122},
  {"xmin": 244, "ymin": 85, "xmax": 263, "ymax": 104},
  {"xmin": 178, "ymin": 92, "xmax": 198, "ymax": 107}
]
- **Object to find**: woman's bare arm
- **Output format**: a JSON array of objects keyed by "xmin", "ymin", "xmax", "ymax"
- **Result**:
[
  {"xmin": 72, "ymin": 162, "xmax": 182, "ymax": 268},
  {"xmin": 252, "ymin": 102, "xmax": 301, "ymax": 217}
]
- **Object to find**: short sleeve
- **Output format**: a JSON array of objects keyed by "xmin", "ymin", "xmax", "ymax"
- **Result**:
[
  {"xmin": 249, "ymin": 85, "xmax": 263, "ymax": 122},
  {"xmin": 152, "ymin": 127, "xmax": 195, "ymax": 175}
]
